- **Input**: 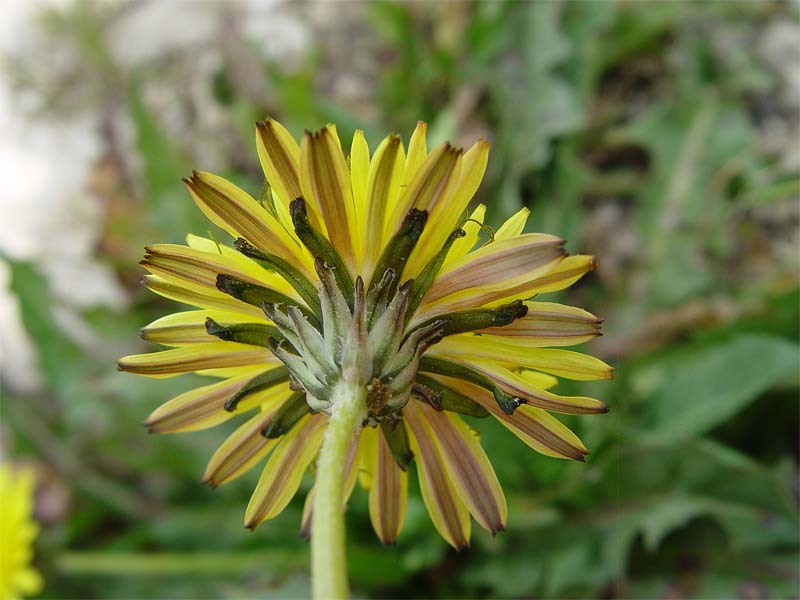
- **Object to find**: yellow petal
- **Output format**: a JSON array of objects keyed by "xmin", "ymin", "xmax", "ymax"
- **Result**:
[
  {"xmin": 504, "ymin": 254, "xmax": 596, "ymax": 297},
  {"xmin": 254, "ymin": 118, "xmax": 303, "ymax": 239},
  {"xmin": 299, "ymin": 486, "xmax": 316, "ymax": 540},
  {"xmin": 425, "ymin": 357, "xmax": 608, "ymax": 414},
  {"xmin": 420, "ymin": 233, "xmax": 565, "ymax": 309},
  {"xmin": 495, "ymin": 207, "xmax": 530, "ymax": 240},
  {"xmin": 185, "ymin": 234, "xmax": 304, "ymax": 294},
  {"xmin": 364, "ymin": 134, "xmax": 405, "ymax": 275},
  {"xmin": 325, "ymin": 123, "xmax": 342, "ymax": 149},
  {"xmin": 402, "ymin": 121, "xmax": 428, "ymax": 187},
  {"xmin": 416, "ymin": 402, "xmax": 506, "ymax": 534},
  {"xmin": 445, "ymin": 140, "xmax": 489, "ymax": 225},
  {"xmin": 254, "ymin": 118, "xmax": 301, "ymax": 206},
  {"xmin": 143, "ymin": 274, "xmax": 264, "ymax": 318},
  {"xmin": 404, "ymin": 402, "xmax": 471, "ymax": 550},
  {"xmin": 185, "ymin": 171, "xmax": 310, "ymax": 274},
  {"xmin": 358, "ymin": 424, "xmax": 377, "ymax": 490},
  {"xmin": 118, "ymin": 342, "xmax": 278, "ymax": 378},
  {"xmin": 203, "ymin": 407, "xmax": 282, "ymax": 487},
  {"xmin": 413, "ymin": 254, "xmax": 595, "ymax": 328},
  {"xmin": 405, "ymin": 139, "xmax": 489, "ymax": 277},
  {"xmin": 14, "ymin": 566, "xmax": 43, "ymax": 595},
  {"xmin": 141, "ymin": 246, "xmax": 302, "ymax": 320},
  {"xmin": 477, "ymin": 301, "xmax": 602, "ymax": 347},
  {"xmin": 142, "ymin": 242, "xmax": 298, "ymax": 300},
  {"xmin": 244, "ymin": 414, "xmax": 326, "ymax": 529},
  {"xmin": 517, "ymin": 369, "xmax": 559, "ymax": 390},
  {"xmin": 444, "ymin": 204, "xmax": 486, "ymax": 267},
  {"xmin": 432, "ymin": 336, "xmax": 613, "ymax": 382},
  {"xmin": 385, "ymin": 142, "xmax": 462, "ymax": 248},
  {"xmin": 443, "ymin": 378, "xmax": 589, "ymax": 460},
  {"xmin": 350, "ymin": 130, "xmax": 370, "ymax": 267},
  {"xmin": 368, "ymin": 424, "xmax": 408, "ymax": 544},
  {"xmin": 500, "ymin": 404, "xmax": 589, "ymax": 460},
  {"xmin": 140, "ymin": 309, "xmax": 268, "ymax": 346},
  {"xmin": 145, "ymin": 369, "xmax": 270, "ymax": 433},
  {"xmin": 300, "ymin": 127, "xmax": 358, "ymax": 269},
  {"xmin": 522, "ymin": 347, "xmax": 613, "ymax": 381}
]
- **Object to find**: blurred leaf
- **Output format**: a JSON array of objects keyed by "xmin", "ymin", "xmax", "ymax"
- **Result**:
[
  {"xmin": 461, "ymin": 552, "xmax": 544, "ymax": 598},
  {"xmin": 6, "ymin": 259, "xmax": 83, "ymax": 389},
  {"xmin": 490, "ymin": 0, "xmax": 584, "ymax": 219},
  {"xmin": 622, "ymin": 92, "xmax": 757, "ymax": 306},
  {"xmin": 637, "ymin": 334, "xmax": 798, "ymax": 443},
  {"xmin": 639, "ymin": 495, "xmax": 717, "ymax": 551},
  {"xmin": 562, "ymin": 1, "xmax": 618, "ymax": 101},
  {"xmin": 544, "ymin": 543, "xmax": 596, "ymax": 596}
]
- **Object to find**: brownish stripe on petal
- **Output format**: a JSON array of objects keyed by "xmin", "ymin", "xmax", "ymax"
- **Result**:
[
  {"xmin": 140, "ymin": 312, "xmax": 216, "ymax": 345},
  {"xmin": 118, "ymin": 343, "xmax": 277, "ymax": 377},
  {"xmin": 424, "ymin": 235, "xmax": 566, "ymax": 304},
  {"xmin": 498, "ymin": 405, "xmax": 589, "ymax": 461},
  {"xmin": 387, "ymin": 143, "xmax": 462, "ymax": 243},
  {"xmin": 144, "ymin": 275, "xmax": 265, "ymax": 318},
  {"xmin": 369, "ymin": 426, "xmax": 408, "ymax": 544},
  {"xmin": 416, "ymin": 402, "xmax": 506, "ymax": 534},
  {"xmin": 404, "ymin": 402, "xmax": 471, "ymax": 549},
  {"xmin": 299, "ymin": 486, "xmax": 316, "ymax": 540},
  {"xmin": 415, "ymin": 255, "xmax": 596, "ymax": 324},
  {"xmin": 479, "ymin": 302, "xmax": 602, "ymax": 347},
  {"xmin": 431, "ymin": 336, "xmax": 613, "ymax": 382},
  {"xmin": 405, "ymin": 139, "xmax": 490, "ymax": 277},
  {"xmin": 146, "ymin": 372, "xmax": 263, "ymax": 433},
  {"xmin": 509, "ymin": 254, "xmax": 596, "ymax": 296},
  {"xmin": 440, "ymin": 378, "xmax": 589, "ymax": 460},
  {"xmin": 365, "ymin": 134, "xmax": 404, "ymax": 272},
  {"xmin": 244, "ymin": 414, "xmax": 326, "ymax": 529},
  {"xmin": 141, "ymin": 245, "xmax": 272, "ymax": 291},
  {"xmin": 185, "ymin": 172, "xmax": 300, "ymax": 264},
  {"xmin": 300, "ymin": 128, "xmax": 356, "ymax": 266},
  {"xmin": 255, "ymin": 118, "xmax": 302, "ymax": 205},
  {"xmin": 425, "ymin": 355, "xmax": 608, "ymax": 414},
  {"xmin": 203, "ymin": 407, "xmax": 282, "ymax": 487}
]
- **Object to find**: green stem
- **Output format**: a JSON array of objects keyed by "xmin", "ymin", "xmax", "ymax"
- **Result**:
[{"xmin": 311, "ymin": 379, "xmax": 366, "ymax": 600}]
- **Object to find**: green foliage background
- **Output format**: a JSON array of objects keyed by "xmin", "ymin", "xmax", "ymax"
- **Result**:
[{"xmin": 2, "ymin": 2, "xmax": 798, "ymax": 598}]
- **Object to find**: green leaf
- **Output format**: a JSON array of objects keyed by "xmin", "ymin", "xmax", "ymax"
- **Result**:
[
  {"xmin": 461, "ymin": 553, "xmax": 544, "ymax": 598},
  {"xmin": 490, "ymin": 1, "xmax": 584, "ymax": 219},
  {"xmin": 638, "ymin": 495, "xmax": 715, "ymax": 551},
  {"xmin": 6, "ymin": 259, "xmax": 82, "ymax": 390},
  {"xmin": 637, "ymin": 334, "xmax": 798, "ymax": 444}
]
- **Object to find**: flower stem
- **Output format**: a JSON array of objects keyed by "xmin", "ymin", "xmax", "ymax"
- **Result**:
[{"xmin": 311, "ymin": 379, "xmax": 366, "ymax": 600}]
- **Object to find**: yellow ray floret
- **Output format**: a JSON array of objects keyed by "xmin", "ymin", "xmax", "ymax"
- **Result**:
[
  {"xmin": 244, "ymin": 414, "xmax": 326, "ymax": 529},
  {"xmin": 0, "ymin": 464, "xmax": 43, "ymax": 600}
]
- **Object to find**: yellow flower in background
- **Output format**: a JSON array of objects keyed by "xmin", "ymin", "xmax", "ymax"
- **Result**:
[
  {"xmin": 119, "ymin": 119, "xmax": 611, "ymax": 597},
  {"xmin": 0, "ymin": 464, "xmax": 43, "ymax": 600}
]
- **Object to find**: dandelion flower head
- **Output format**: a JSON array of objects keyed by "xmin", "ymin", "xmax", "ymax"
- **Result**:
[
  {"xmin": 119, "ymin": 119, "xmax": 611, "ymax": 547},
  {"xmin": 0, "ymin": 464, "xmax": 43, "ymax": 600}
]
